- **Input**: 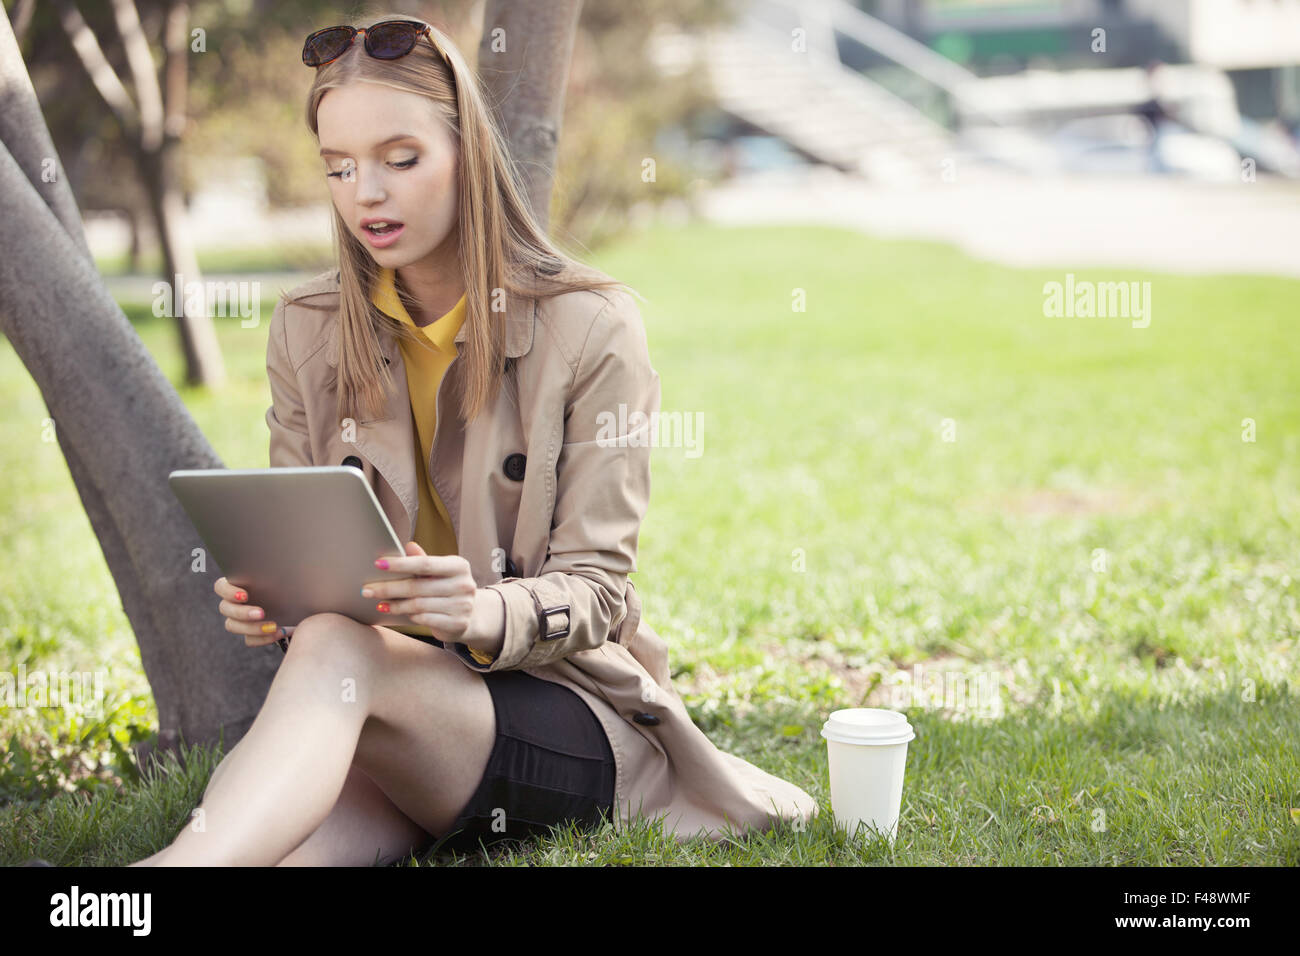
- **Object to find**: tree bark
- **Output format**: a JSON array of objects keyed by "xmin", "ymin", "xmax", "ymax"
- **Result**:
[{"xmin": 478, "ymin": 0, "xmax": 584, "ymax": 233}]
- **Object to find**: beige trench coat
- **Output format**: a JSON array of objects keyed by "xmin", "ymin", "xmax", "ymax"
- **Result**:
[{"xmin": 263, "ymin": 263, "xmax": 820, "ymax": 842}]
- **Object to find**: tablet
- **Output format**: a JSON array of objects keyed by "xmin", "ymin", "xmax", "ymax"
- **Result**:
[{"xmin": 168, "ymin": 466, "xmax": 421, "ymax": 632}]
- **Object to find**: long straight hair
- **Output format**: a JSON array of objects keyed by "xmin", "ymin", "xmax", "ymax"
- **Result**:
[{"xmin": 301, "ymin": 10, "xmax": 632, "ymax": 427}]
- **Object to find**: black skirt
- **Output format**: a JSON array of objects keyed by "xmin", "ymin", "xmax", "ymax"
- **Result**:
[{"xmin": 423, "ymin": 669, "xmax": 616, "ymax": 857}]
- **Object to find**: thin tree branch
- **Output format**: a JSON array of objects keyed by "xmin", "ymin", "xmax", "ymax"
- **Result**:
[
  {"xmin": 162, "ymin": 0, "xmax": 188, "ymax": 137},
  {"xmin": 53, "ymin": 0, "xmax": 140, "ymax": 131},
  {"xmin": 12, "ymin": 0, "xmax": 35, "ymax": 45},
  {"xmin": 110, "ymin": 0, "xmax": 165, "ymax": 150}
]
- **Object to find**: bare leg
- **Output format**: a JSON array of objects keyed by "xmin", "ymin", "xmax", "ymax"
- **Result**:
[
  {"xmin": 136, "ymin": 746, "xmax": 432, "ymax": 868},
  {"xmin": 130, "ymin": 614, "xmax": 495, "ymax": 866},
  {"xmin": 276, "ymin": 764, "xmax": 431, "ymax": 867}
]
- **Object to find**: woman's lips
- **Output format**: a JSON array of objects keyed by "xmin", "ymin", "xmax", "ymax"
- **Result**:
[{"xmin": 361, "ymin": 222, "xmax": 405, "ymax": 248}]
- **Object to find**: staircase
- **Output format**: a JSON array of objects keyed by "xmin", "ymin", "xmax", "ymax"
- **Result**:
[
  {"xmin": 696, "ymin": 0, "xmax": 999, "ymax": 183},
  {"xmin": 705, "ymin": 26, "xmax": 957, "ymax": 181}
]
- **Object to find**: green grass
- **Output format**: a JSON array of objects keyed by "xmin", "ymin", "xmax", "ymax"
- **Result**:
[
  {"xmin": 93, "ymin": 242, "xmax": 336, "ymax": 277},
  {"xmin": 2, "ymin": 223, "xmax": 1297, "ymax": 865}
]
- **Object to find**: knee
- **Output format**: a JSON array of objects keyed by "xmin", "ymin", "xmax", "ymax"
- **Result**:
[
  {"xmin": 295, "ymin": 611, "xmax": 357, "ymax": 638},
  {"xmin": 286, "ymin": 613, "xmax": 383, "ymax": 669}
]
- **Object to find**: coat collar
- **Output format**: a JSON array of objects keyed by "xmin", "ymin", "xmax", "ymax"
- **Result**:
[
  {"xmin": 322, "ymin": 262, "xmax": 545, "ymax": 368},
  {"xmin": 370, "ymin": 266, "xmax": 466, "ymax": 354}
]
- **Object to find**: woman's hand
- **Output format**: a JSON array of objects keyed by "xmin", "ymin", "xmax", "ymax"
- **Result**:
[
  {"xmin": 363, "ymin": 542, "xmax": 500, "ymax": 654},
  {"xmin": 214, "ymin": 576, "xmax": 285, "ymax": 648}
]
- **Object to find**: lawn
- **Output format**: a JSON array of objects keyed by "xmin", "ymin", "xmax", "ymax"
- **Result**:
[{"xmin": 2, "ymin": 223, "xmax": 1297, "ymax": 865}]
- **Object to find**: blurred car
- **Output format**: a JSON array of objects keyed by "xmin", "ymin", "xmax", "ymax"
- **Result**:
[
  {"xmin": 1151, "ymin": 122, "xmax": 1243, "ymax": 181},
  {"xmin": 1052, "ymin": 114, "xmax": 1155, "ymax": 175},
  {"xmin": 1223, "ymin": 117, "xmax": 1300, "ymax": 178},
  {"xmin": 1051, "ymin": 113, "xmax": 1242, "ymax": 180}
]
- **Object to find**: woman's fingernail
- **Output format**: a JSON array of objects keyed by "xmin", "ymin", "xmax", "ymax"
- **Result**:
[
  {"xmin": 261, "ymin": 623, "xmax": 277, "ymax": 633},
  {"xmin": 361, "ymin": 587, "xmax": 374, "ymax": 598},
  {"xmin": 250, "ymin": 608, "xmax": 264, "ymax": 620},
  {"xmin": 374, "ymin": 558, "xmax": 388, "ymax": 569},
  {"xmin": 234, "ymin": 591, "xmax": 247, "ymax": 602},
  {"xmin": 376, "ymin": 603, "xmax": 390, "ymax": 613}
]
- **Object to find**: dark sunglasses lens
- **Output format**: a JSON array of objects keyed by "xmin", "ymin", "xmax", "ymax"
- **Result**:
[
  {"xmin": 304, "ymin": 27, "xmax": 355, "ymax": 66},
  {"xmin": 366, "ymin": 21, "xmax": 421, "ymax": 59}
]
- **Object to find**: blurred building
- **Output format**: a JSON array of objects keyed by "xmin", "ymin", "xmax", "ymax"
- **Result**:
[
  {"xmin": 861, "ymin": 0, "xmax": 1300, "ymax": 124},
  {"xmin": 656, "ymin": 0, "xmax": 1300, "ymax": 184}
]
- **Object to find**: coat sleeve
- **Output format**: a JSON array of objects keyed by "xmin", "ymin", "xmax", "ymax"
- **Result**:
[
  {"xmin": 265, "ymin": 296, "xmax": 314, "ymax": 469},
  {"xmin": 454, "ymin": 290, "xmax": 659, "ymax": 672}
]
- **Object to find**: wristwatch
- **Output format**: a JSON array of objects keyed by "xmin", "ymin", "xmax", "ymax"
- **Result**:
[{"xmin": 276, "ymin": 625, "xmax": 297, "ymax": 654}]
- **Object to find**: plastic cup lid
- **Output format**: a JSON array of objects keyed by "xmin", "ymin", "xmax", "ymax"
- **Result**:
[{"xmin": 820, "ymin": 707, "xmax": 915, "ymax": 746}]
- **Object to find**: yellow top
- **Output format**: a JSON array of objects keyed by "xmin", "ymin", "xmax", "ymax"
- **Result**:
[{"xmin": 371, "ymin": 267, "xmax": 494, "ymax": 666}]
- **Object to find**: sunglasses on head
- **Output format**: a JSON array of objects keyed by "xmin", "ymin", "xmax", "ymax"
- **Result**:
[{"xmin": 302, "ymin": 19, "xmax": 444, "ymax": 68}]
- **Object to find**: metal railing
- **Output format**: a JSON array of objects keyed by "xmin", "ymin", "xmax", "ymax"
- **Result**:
[{"xmin": 750, "ymin": 0, "xmax": 1010, "ymax": 129}]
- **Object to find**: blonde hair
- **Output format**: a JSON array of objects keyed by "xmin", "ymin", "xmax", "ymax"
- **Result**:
[{"xmin": 299, "ymin": 10, "xmax": 631, "ymax": 426}]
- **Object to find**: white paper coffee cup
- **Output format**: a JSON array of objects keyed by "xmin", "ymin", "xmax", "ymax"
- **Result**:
[{"xmin": 820, "ymin": 708, "xmax": 915, "ymax": 844}]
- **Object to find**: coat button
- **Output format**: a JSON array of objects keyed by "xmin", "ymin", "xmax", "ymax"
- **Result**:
[
  {"xmin": 504, "ymin": 556, "xmax": 519, "ymax": 577},
  {"xmin": 503, "ymin": 453, "xmax": 526, "ymax": 481},
  {"xmin": 341, "ymin": 455, "xmax": 363, "ymax": 471},
  {"xmin": 632, "ymin": 712, "xmax": 660, "ymax": 726}
]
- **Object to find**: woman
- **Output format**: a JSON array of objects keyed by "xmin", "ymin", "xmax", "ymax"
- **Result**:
[{"xmin": 133, "ymin": 13, "xmax": 817, "ymax": 866}]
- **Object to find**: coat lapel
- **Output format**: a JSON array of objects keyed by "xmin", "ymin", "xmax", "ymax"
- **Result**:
[{"xmin": 319, "ymin": 277, "xmax": 538, "ymax": 548}]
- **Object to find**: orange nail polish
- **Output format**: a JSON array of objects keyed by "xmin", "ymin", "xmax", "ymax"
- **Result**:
[
  {"xmin": 376, "ymin": 603, "xmax": 390, "ymax": 613},
  {"xmin": 234, "ymin": 590, "xmax": 247, "ymax": 602}
]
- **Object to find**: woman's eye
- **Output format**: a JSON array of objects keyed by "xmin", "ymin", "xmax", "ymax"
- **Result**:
[
  {"xmin": 323, "ymin": 157, "xmax": 411, "ymax": 178},
  {"xmin": 326, "ymin": 158, "xmax": 356, "ymax": 180}
]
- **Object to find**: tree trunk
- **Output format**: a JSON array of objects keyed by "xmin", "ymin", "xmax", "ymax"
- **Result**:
[
  {"xmin": 0, "ymin": 9, "xmax": 274, "ymax": 771},
  {"xmin": 137, "ymin": 139, "xmax": 225, "ymax": 389},
  {"xmin": 127, "ymin": 204, "xmax": 144, "ymax": 273},
  {"xmin": 478, "ymin": 0, "xmax": 584, "ymax": 233},
  {"xmin": 151, "ymin": 0, "xmax": 224, "ymax": 390},
  {"xmin": 0, "ymin": 0, "xmax": 583, "ymax": 774}
]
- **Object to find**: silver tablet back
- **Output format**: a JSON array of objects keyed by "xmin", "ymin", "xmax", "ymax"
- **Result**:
[{"xmin": 169, "ymin": 466, "xmax": 417, "ymax": 629}]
